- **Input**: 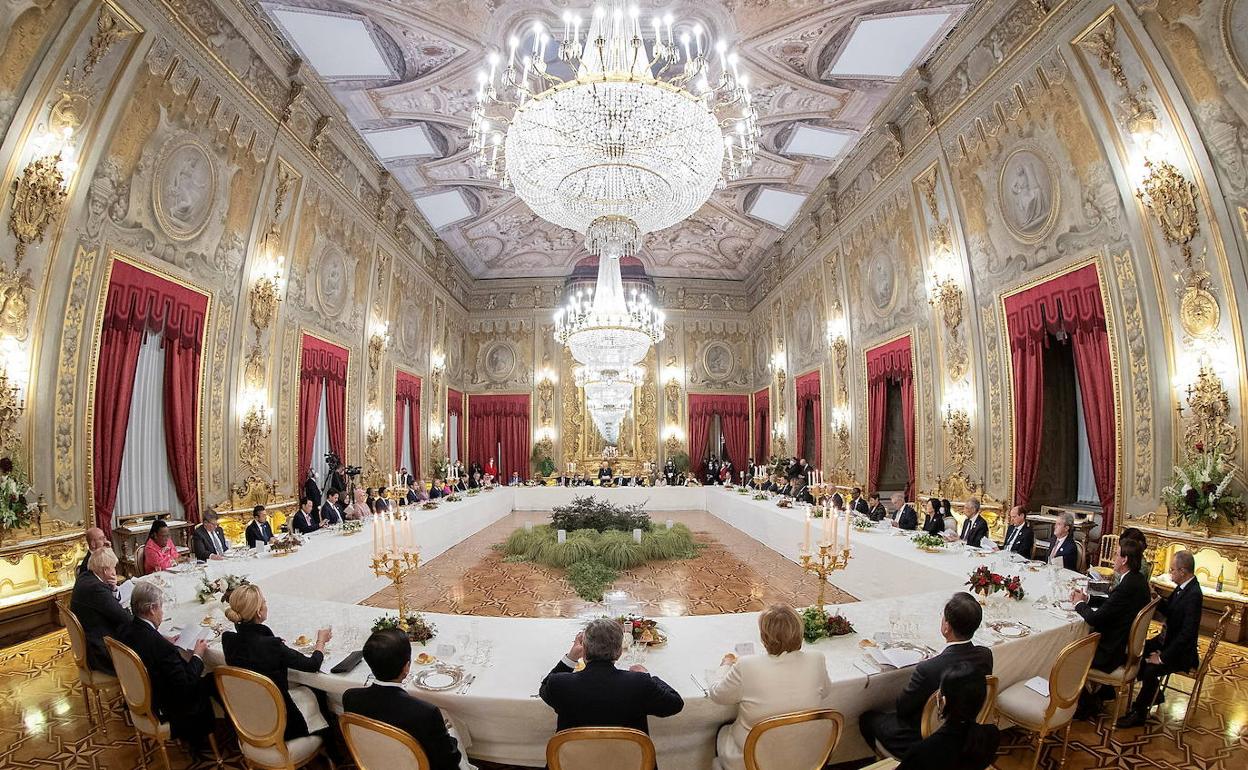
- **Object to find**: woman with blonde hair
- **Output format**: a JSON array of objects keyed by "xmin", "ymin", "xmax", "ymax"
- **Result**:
[
  {"xmin": 221, "ymin": 584, "xmax": 333, "ymax": 740},
  {"xmin": 709, "ymin": 604, "xmax": 833, "ymax": 770}
]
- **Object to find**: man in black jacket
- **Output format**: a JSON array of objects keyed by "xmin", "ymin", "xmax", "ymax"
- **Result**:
[
  {"xmin": 115, "ymin": 581, "xmax": 216, "ymax": 749},
  {"xmin": 76, "ymin": 527, "xmax": 110, "ymax": 576},
  {"xmin": 859, "ymin": 592, "xmax": 994, "ymax": 759},
  {"xmin": 291, "ymin": 497, "xmax": 319, "ymax": 534},
  {"xmin": 1073, "ymin": 536, "xmax": 1151, "ymax": 718},
  {"xmin": 302, "ymin": 469, "xmax": 321, "ymax": 511},
  {"xmin": 959, "ymin": 498, "xmax": 990, "ymax": 548},
  {"xmin": 865, "ymin": 493, "xmax": 888, "ymax": 522},
  {"xmin": 849, "ymin": 487, "xmax": 870, "ymax": 517},
  {"xmin": 245, "ymin": 505, "xmax": 273, "ymax": 548},
  {"xmin": 191, "ymin": 509, "xmax": 230, "ymax": 561},
  {"xmin": 1117, "ymin": 550, "xmax": 1204, "ymax": 728},
  {"xmin": 70, "ymin": 548, "xmax": 131, "ymax": 673},
  {"xmin": 892, "ymin": 493, "xmax": 919, "ymax": 531},
  {"xmin": 1001, "ymin": 506, "xmax": 1035, "ymax": 558},
  {"xmin": 539, "ymin": 618, "xmax": 684, "ymax": 734},
  {"xmin": 318, "ymin": 490, "xmax": 342, "ymax": 527},
  {"xmin": 343, "ymin": 629, "xmax": 463, "ymax": 770}
]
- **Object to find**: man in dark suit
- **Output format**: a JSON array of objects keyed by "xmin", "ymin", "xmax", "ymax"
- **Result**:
[
  {"xmin": 115, "ymin": 581, "xmax": 216, "ymax": 750},
  {"xmin": 77, "ymin": 527, "xmax": 110, "ymax": 576},
  {"xmin": 1117, "ymin": 550, "xmax": 1204, "ymax": 728},
  {"xmin": 866, "ymin": 493, "xmax": 888, "ymax": 522},
  {"xmin": 1001, "ymin": 505, "xmax": 1035, "ymax": 558},
  {"xmin": 540, "ymin": 618, "xmax": 684, "ymax": 734},
  {"xmin": 291, "ymin": 497, "xmax": 319, "ymax": 534},
  {"xmin": 343, "ymin": 629, "xmax": 463, "ymax": 770},
  {"xmin": 70, "ymin": 548, "xmax": 131, "ymax": 673},
  {"xmin": 1047, "ymin": 512, "xmax": 1080, "ymax": 570},
  {"xmin": 959, "ymin": 498, "xmax": 990, "ymax": 548},
  {"xmin": 1073, "ymin": 537, "xmax": 1151, "ymax": 718},
  {"xmin": 859, "ymin": 592, "xmax": 994, "ymax": 759},
  {"xmin": 190, "ymin": 509, "xmax": 230, "ymax": 562},
  {"xmin": 892, "ymin": 493, "xmax": 919, "ymax": 531},
  {"xmin": 302, "ymin": 469, "xmax": 321, "ymax": 511},
  {"xmin": 245, "ymin": 505, "xmax": 273, "ymax": 548},
  {"xmin": 318, "ymin": 490, "xmax": 342, "ymax": 527},
  {"xmin": 850, "ymin": 487, "xmax": 870, "ymax": 517},
  {"xmin": 663, "ymin": 460, "xmax": 678, "ymax": 486}
]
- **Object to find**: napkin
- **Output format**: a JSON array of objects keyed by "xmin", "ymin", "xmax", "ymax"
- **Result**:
[
  {"xmin": 116, "ymin": 580, "xmax": 136, "ymax": 604},
  {"xmin": 1024, "ymin": 676, "xmax": 1050, "ymax": 697}
]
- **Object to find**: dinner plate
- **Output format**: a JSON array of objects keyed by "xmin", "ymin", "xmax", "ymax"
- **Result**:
[
  {"xmin": 412, "ymin": 665, "xmax": 466, "ymax": 691},
  {"xmin": 987, "ymin": 621, "xmax": 1030, "ymax": 638}
]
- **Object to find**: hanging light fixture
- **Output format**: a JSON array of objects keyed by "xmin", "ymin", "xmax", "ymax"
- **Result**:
[{"xmin": 554, "ymin": 255, "xmax": 664, "ymax": 370}]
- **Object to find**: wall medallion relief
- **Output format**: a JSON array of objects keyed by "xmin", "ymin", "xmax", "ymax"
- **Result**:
[
  {"xmin": 701, "ymin": 340, "xmax": 736, "ymax": 383},
  {"xmin": 864, "ymin": 249, "xmax": 897, "ymax": 314},
  {"xmin": 399, "ymin": 301, "xmax": 422, "ymax": 357},
  {"xmin": 480, "ymin": 339, "xmax": 518, "ymax": 384},
  {"xmin": 1225, "ymin": 0, "xmax": 1248, "ymax": 87},
  {"xmin": 997, "ymin": 146, "xmax": 1060, "ymax": 244},
  {"xmin": 313, "ymin": 244, "xmax": 350, "ymax": 318},
  {"xmin": 152, "ymin": 135, "xmax": 217, "ymax": 241}
]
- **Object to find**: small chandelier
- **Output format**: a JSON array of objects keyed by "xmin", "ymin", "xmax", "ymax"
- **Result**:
[
  {"xmin": 554, "ymin": 255, "xmax": 664, "ymax": 370},
  {"xmin": 469, "ymin": 1, "xmax": 757, "ymax": 261}
]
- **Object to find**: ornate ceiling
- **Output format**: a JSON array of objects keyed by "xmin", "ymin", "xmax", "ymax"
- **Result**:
[{"xmin": 258, "ymin": 0, "xmax": 970, "ymax": 280}]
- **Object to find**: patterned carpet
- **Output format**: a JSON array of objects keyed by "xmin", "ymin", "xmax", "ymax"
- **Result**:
[{"xmin": 2, "ymin": 629, "xmax": 1246, "ymax": 769}]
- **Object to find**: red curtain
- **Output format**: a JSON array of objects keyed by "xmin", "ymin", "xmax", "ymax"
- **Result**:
[
  {"xmin": 688, "ymin": 395, "xmax": 749, "ymax": 477},
  {"xmin": 92, "ymin": 260, "xmax": 207, "ymax": 529},
  {"xmin": 395, "ymin": 372, "xmax": 422, "ymax": 472},
  {"xmin": 299, "ymin": 335, "xmax": 348, "ymax": 485},
  {"xmin": 753, "ymin": 387, "xmax": 770, "ymax": 461},
  {"xmin": 467, "ymin": 394, "xmax": 530, "ymax": 480},
  {"xmin": 1005, "ymin": 263, "xmax": 1117, "ymax": 528},
  {"xmin": 794, "ymin": 371, "xmax": 822, "ymax": 468},
  {"xmin": 866, "ymin": 336, "xmax": 915, "ymax": 500},
  {"xmin": 688, "ymin": 396, "xmax": 712, "ymax": 479}
]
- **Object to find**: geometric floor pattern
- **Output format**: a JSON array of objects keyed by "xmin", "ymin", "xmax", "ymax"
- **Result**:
[{"xmin": 3, "ymin": 629, "xmax": 1246, "ymax": 769}]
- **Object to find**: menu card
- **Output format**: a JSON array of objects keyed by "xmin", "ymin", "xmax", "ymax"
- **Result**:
[{"xmin": 867, "ymin": 646, "xmax": 925, "ymax": 669}]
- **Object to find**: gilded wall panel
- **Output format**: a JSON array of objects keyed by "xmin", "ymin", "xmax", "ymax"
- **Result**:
[
  {"xmin": 685, "ymin": 319, "xmax": 751, "ymax": 392},
  {"xmin": 465, "ymin": 318, "xmax": 533, "ymax": 391},
  {"xmin": 51, "ymin": 244, "xmax": 100, "ymax": 513},
  {"xmin": 1110, "ymin": 250, "xmax": 1155, "ymax": 499}
]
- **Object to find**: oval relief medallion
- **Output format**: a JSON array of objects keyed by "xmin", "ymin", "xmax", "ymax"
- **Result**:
[
  {"xmin": 702, "ymin": 340, "xmax": 735, "ymax": 382},
  {"xmin": 482, "ymin": 340, "xmax": 517, "ymax": 383},
  {"xmin": 152, "ymin": 137, "xmax": 216, "ymax": 241},
  {"xmin": 1225, "ymin": 0, "xmax": 1248, "ymax": 87},
  {"xmin": 865, "ymin": 251, "xmax": 897, "ymax": 313},
  {"xmin": 315, "ymin": 246, "xmax": 350, "ymax": 317},
  {"xmin": 998, "ymin": 147, "xmax": 1060, "ymax": 244}
]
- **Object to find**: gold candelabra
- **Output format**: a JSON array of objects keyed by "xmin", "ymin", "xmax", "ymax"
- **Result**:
[
  {"xmin": 371, "ymin": 549, "xmax": 421, "ymax": 629},
  {"xmin": 800, "ymin": 541, "xmax": 851, "ymax": 608}
]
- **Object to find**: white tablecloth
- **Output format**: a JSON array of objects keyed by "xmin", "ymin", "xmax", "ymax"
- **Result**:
[
  {"xmin": 511, "ymin": 485, "xmax": 708, "ymax": 510},
  {"xmin": 155, "ymin": 487, "xmax": 1087, "ymax": 767}
]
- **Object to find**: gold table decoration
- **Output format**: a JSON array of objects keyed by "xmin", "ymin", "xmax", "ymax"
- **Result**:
[
  {"xmin": 370, "ymin": 548, "xmax": 421, "ymax": 631},
  {"xmin": 799, "ymin": 541, "xmax": 851, "ymax": 608}
]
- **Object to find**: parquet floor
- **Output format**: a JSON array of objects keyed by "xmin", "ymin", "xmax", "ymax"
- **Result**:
[{"xmin": 2, "ymin": 629, "xmax": 1245, "ymax": 769}]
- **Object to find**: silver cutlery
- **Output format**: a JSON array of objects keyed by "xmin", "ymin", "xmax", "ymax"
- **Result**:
[
  {"xmin": 689, "ymin": 674, "xmax": 708, "ymax": 695},
  {"xmin": 457, "ymin": 674, "xmax": 476, "ymax": 694}
]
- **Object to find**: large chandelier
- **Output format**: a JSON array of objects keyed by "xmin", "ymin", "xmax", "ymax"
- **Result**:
[
  {"xmin": 577, "ymin": 363, "xmax": 644, "ymax": 441},
  {"xmin": 554, "ymin": 255, "xmax": 664, "ymax": 370},
  {"xmin": 469, "ymin": 1, "xmax": 757, "ymax": 260}
]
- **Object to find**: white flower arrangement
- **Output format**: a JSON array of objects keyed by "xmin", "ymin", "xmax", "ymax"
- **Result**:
[{"xmin": 1161, "ymin": 448, "xmax": 1243, "ymax": 527}]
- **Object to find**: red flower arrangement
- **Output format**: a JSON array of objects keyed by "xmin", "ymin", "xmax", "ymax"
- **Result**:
[{"xmin": 966, "ymin": 565, "xmax": 1025, "ymax": 600}]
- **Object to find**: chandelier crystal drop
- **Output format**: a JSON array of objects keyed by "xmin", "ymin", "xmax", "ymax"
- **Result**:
[{"xmin": 469, "ymin": 0, "xmax": 758, "ymax": 260}]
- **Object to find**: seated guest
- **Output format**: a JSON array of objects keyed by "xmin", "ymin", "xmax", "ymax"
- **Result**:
[
  {"xmin": 428, "ymin": 480, "xmax": 444, "ymax": 499},
  {"xmin": 1072, "ymin": 537, "xmax": 1151, "ymax": 718},
  {"xmin": 408, "ymin": 481, "xmax": 429, "ymax": 504},
  {"xmin": 893, "ymin": 493, "xmax": 918, "ymax": 531},
  {"xmin": 319, "ymin": 490, "xmax": 343, "ymax": 526},
  {"xmin": 866, "ymin": 493, "xmax": 888, "ymax": 522},
  {"xmin": 508, "ymin": 471, "xmax": 522, "ymax": 486},
  {"xmin": 345, "ymin": 488, "xmax": 370, "ymax": 520},
  {"xmin": 191, "ymin": 509, "xmax": 230, "ymax": 562},
  {"xmin": 597, "ymin": 462, "xmax": 613, "ymax": 482},
  {"xmin": 830, "ymin": 492, "xmax": 845, "ymax": 511},
  {"xmin": 291, "ymin": 497, "xmax": 319, "ymax": 534},
  {"xmin": 1118, "ymin": 527, "xmax": 1152, "ymax": 580},
  {"xmin": 850, "ymin": 487, "xmax": 870, "ymax": 517},
  {"xmin": 1047, "ymin": 511, "xmax": 1079, "ymax": 570},
  {"xmin": 540, "ymin": 618, "xmax": 684, "ymax": 733},
  {"xmin": 1001, "ymin": 506, "xmax": 1034, "ymax": 558},
  {"xmin": 365, "ymin": 488, "xmax": 378, "ymax": 513},
  {"xmin": 1117, "ymin": 549, "xmax": 1203, "ymax": 728},
  {"xmin": 71, "ymin": 548, "xmax": 131, "ymax": 673},
  {"xmin": 222, "ymin": 584, "xmax": 331, "ymax": 740},
  {"xmin": 922, "ymin": 497, "xmax": 945, "ymax": 536},
  {"xmin": 343, "ymin": 629, "xmax": 468, "ymax": 770},
  {"xmin": 116, "ymin": 581, "xmax": 215, "ymax": 751},
  {"xmin": 441, "ymin": 479, "xmax": 456, "ymax": 495},
  {"xmin": 709, "ymin": 605, "xmax": 831, "ymax": 770},
  {"xmin": 245, "ymin": 505, "xmax": 273, "ymax": 548},
  {"xmin": 860, "ymin": 592, "xmax": 993, "ymax": 759},
  {"xmin": 375, "ymin": 488, "xmax": 392, "ymax": 512},
  {"xmin": 959, "ymin": 498, "xmax": 989, "ymax": 548},
  {"xmin": 142, "ymin": 519, "xmax": 179, "ymax": 574},
  {"xmin": 454, "ymin": 475, "xmax": 469, "ymax": 492},
  {"xmin": 792, "ymin": 479, "xmax": 815, "ymax": 504},
  {"xmin": 77, "ymin": 527, "xmax": 110, "ymax": 576},
  {"xmin": 897, "ymin": 663, "xmax": 1000, "ymax": 770}
]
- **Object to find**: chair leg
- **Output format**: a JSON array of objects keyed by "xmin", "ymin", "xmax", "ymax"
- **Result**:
[
  {"xmin": 1060, "ymin": 722, "xmax": 1074, "ymax": 767},
  {"xmin": 157, "ymin": 740, "xmax": 172, "ymax": 770},
  {"xmin": 135, "ymin": 731, "xmax": 149, "ymax": 770},
  {"xmin": 82, "ymin": 687, "xmax": 96, "ymax": 728},
  {"xmin": 207, "ymin": 733, "xmax": 223, "ymax": 768},
  {"xmin": 1107, "ymin": 685, "xmax": 1123, "ymax": 730},
  {"xmin": 1030, "ymin": 730, "xmax": 1044, "ymax": 770}
]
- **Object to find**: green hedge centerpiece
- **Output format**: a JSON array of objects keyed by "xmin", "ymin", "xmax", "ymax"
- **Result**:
[
  {"xmin": 912, "ymin": 532, "xmax": 946, "ymax": 552},
  {"xmin": 372, "ymin": 613, "xmax": 438, "ymax": 644},
  {"xmin": 1161, "ymin": 447, "xmax": 1244, "ymax": 530},
  {"xmin": 801, "ymin": 605, "xmax": 855, "ymax": 642},
  {"xmin": 500, "ymin": 497, "xmax": 700, "ymax": 601}
]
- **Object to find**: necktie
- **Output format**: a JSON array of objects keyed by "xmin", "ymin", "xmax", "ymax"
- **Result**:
[{"xmin": 213, "ymin": 530, "xmax": 223, "ymax": 555}]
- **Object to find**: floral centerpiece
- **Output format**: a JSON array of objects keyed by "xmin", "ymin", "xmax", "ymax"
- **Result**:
[
  {"xmin": 422, "ymin": 501, "xmax": 439, "ymax": 510},
  {"xmin": 1161, "ymin": 447, "xmax": 1243, "ymax": 531},
  {"xmin": 445, "ymin": 494, "xmax": 462, "ymax": 502},
  {"xmin": 776, "ymin": 498, "xmax": 793, "ymax": 509},
  {"xmin": 269, "ymin": 533, "xmax": 302, "ymax": 555},
  {"xmin": 196, "ymin": 574, "xmax": 250, "ymax": 604},
  {"xmin": 616, "ymin": 614, "xmax": 667, "ymax": 646},
  {"xmin": 0, "ymin": 457, "xmax": 34, "ymax": 535},
  {"xmin": 912, "ymin": 532, "xmax": 946, "ymax": 552},
  {"xmin": 371, "ymin": 613, "xmax": 438, "ymax": 644},
  {"xmin": 467, "ymin": 487, "xmax": 481, "ymax": 496},
  {"xmin": 736, "ymin": 486, "xmax": 751, "ymax": 494},
  {"xmin": 966, "ymin": 565, "xmax": 1025, "ymax": 600},
  {"xmin": 752, "ymin": 492, "xmax": 768, "ymax": 500},
  {"xmin": 851, "ymin": 516, "xmax": 875, "ymax": 532},
  {"xmin": 801, "ymin": 605, "xmax": 856, "ymax": 642},
  {"xmin": 340, "ymin": 520, "xmax": 363, "ymax": 535}
]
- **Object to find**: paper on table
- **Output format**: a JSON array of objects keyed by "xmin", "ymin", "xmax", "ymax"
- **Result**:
[
  {"xmin": 116, "ymin": 580, "xmax": 136, "ymax": 605},
  {"xmin": 1024, "ymin": 676, "xmax": 1050, "ymax": 697},
  {"xmin": 175, "ymin": 625, "xmax": 210, "ymax": 651},
  {"xmin": 868, "ymin": 646, "xmax": 925, "ymax": 669},
  {"xmin": 734, "ymin": 642, "xmax": 756, "ymax": 656}
]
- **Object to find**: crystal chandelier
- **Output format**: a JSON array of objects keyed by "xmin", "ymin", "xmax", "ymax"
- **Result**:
[
  {"xmin": 469, "ymin": 1, "xmax": 757, "ymax": 260},
  {"xmin": 554, "ymin": 255, "xmax": 664, "ymax": 370}
]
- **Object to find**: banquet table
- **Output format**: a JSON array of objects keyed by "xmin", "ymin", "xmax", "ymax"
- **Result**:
[{"xmin": 155, "ymin": 486, "xmax": 1089, "ymax": 768}]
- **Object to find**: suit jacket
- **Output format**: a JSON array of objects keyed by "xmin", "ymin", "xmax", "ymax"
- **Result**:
[
  {"xmin": 221, "ymin": 622, "xmax": 323, "ymax": 739},
  {"xmin": 852, "ymin": 498, "xmax": 870, "ymax": 517},
  {"xmin": 302, "ymin": 477, "xmax": 322, "ymax": 510},
  {"xmin": 896, "ymin": 721, "xmax": 1000, "ymax": 770},
  {"xmin": 291, "ymin": 508, "xmax": 319, "ymax": 534},
  {"xmin": 1002, "ymin": 524, "xmax": 1034, "ymax": 558},
  {"xmin": 245, "ymin": 520, "xmax": 273, "ymax": 548},
  {"xmin": 896, "ymin": 504, "xmax": 918, "ymax": 531},
  {"xmin": 318, "ymin": 501, "xmax": 342, "ymax": 527},
  {"xmin": 598, "ymin": 467, "xmax": 613, "ymax": 480},
  {"xmin": 960, "ymin": 516, "xmax": 989, "ymax": 548},
  {"xmin": 190, "ymin": 524, "xmax": 229, "ymax": 561},
  {"xmin": 539, "ymin": 659, "xmax": 684, "ymax": 733},
  {"xmin": 895, "ymin": 642, "xmax": 994, "ymax": 726},
  {"xmin": 1048, "ymin": 535, "xmax": 1079, "ymax": 570},
  {"xmin": 342, "ymin": 683, "xmax": 462, "ymax": 770},
  {"xmin": 70, "ymin": 571, "xmax": 132, "ymax": 672},
  {"xmin": 77, "ymin": 550, "xmax": 92, "ymax": 576},
  {"xmin": 866, "ymin": 503, "xmax": 888, "ymax": 522},
  {"xmin": 1076, "ymin": 569, "xmax": 1151, "ymax": 672},
  {"xmin": 923, "ymin": 513, "xmax": 948, "ymax": 537},
  {"xmin": 1155, "ymin": 579, "xmax": 1204, "ymax": 671},
  {"xmin": 114, "ymin": 616, "xmax": 212, "ymax": 740}
]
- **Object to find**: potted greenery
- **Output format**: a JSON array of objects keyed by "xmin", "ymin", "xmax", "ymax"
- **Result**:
[{"xmin": 531, "ymin": 443, "xmax": 556, "ymax": 479}]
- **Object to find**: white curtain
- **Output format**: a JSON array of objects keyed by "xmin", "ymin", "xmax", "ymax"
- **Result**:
[
  {"xmin": 115, "ymin": 331, "xmax": 182, "ymax": 519},
  {"xmin": 710, "ymin": 414, "xmax": 724, "ymax": 460},
  {"xmin": 311, "ymin": 379, "xmax": 330, "ymax": 490},
  {"xmin": 400, "ymin": 399, "xmax": 414, "ymax": 472},
  {"xmin": 1074, "ymin": 374, "xmax": 1100, "ymax": 505},
  {"xmin": 449, "ymin": 412, "xmax": 460, "ymax": 464}
]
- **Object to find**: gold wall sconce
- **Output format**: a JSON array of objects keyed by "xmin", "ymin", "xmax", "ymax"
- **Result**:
[
  {"xmin": 0, "ymin": 336, "xmax": 28, "ymax": 451},
  {"xmin": 1175, "ymin": 361, "xmax": 1237, "ymax": 460},
  {"xmin": 927, "ymin": 269, "xmax": 964, "ymax": 333},
  {"xmin": 238, "ymin": 389, "xmax": 273, "ymax": 473},
  {"xmin": 249, "ymin": 252, "xmax": 286, "ymax": 333},
  {"xmin": 9, "ymin": 127, "xmax": 77, "ymax": 265},
  {"xmin": 368, "ymin": 322, "xmax": 390, "ymax": 374}
]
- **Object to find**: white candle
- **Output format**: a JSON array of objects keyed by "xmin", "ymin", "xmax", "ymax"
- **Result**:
[
  {"xmin": 832, "ymin": 513, "xmax": 839, "ymax": 552},
  {"xmin": 633, "ymin": 528, "xmax": 643, "ymax": 543},
  {"xmin": 845, "ymin": 511, "xmax": 852, "ymax": 551},
  {"xmin": 372, "ymin": 514, "xmax": 378, "ymax": 555},
  {"xmin": 557, "ymin": 529, "xmax": 567, "ymax": 544},
  {"xmin": 823, "ymin": 512, "xmax": 832, "ymax": 547},
  {"xmin": 803, "ymin": 511, "xmax": 812, "ymax": 553}
]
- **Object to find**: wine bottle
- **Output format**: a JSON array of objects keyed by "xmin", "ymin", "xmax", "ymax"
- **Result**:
[{"xmin": 1216, "ymin": 565, "xmax": 1224, "ymax": 593}]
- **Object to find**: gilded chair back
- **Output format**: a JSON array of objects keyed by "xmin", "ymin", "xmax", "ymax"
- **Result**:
[
  {"xmin": 340, "ymin": 712, "xmax": 430, "ymax": 770},
  {"xmin": 546, "ymin": 727, "xmax": 656, "ymax": 770},
  {"xmin": 104, "ymin": 637, "xmax": 161, "ymax": 735},
  {"xmin": 1045, "ymin": 633, "xmax": 1101, "ymax": 726},
  {"xmin": 1122, "ymin": 597, "xmax": 1162, "ymax": 679},
  {"xmin": 921, "ymin": 675, "xmax": 998, "ymax": 738},
  {"xmin": 1098, "ymin": 535, "xmax": 1119, "ymax": 569},
  {"xmin": 60, "ymin": 605, "xmax": 92, "ymax": 678},
  {"xmin": 743, "ymin": 709, "xmax": 843, "ymax": 770},
  {"xmin": 214, "ymin": 666, "xmax": 290, "ymax": 764},
  {"xmin": 1196, "ymin": 607, "xmax": 1233, "ymax": 680}
]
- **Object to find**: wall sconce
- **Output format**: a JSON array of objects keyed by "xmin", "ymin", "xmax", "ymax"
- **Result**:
[
  {"xmin": 661, "ymin": 366, "xmax": 682, "ymax": 384},
  {"xmin": 770, "ymin": 351, "xmax": 786, "ymax": 375},
  {"xmin": 941, "ymin": 394, "xmax": 974, "ymax": 477},
  {"xmin": 249, "ymin": 251, "xmax": 286, "ymax": 333},
  {"xmin": 238, "ymin": 387, "xmax": 273, "ymax": 472},
  {"xmin": 0, "ymin": 336, "xmax": 28, "ymax": 450},
  {"xmin": 368, "ymin": 322, "xmax": 390, "ymax": 374},
  {"xmin": 927, "ymin": 267, "xmax": 963, "ymax": 333},
  {"xmin": 538, "ymin": 368, "xmax": 557, "ymax": 385},
  {"xmin": 663, "ymin": 424, "xmax": 684, "ymax": 455},
  {"xmin": 825, "ymin": 318, "xmax": 847, "ymax": 348},
  {"xmin": 536, "ymin": 426, "xmax": 556, "ymax": 442},
  {"xmin": 9, "ymin": 126, "xmax": 77, "ymax": 265},
  {"xmin": 830, "ymin": 405, "xmax": 850, "ymax": 443},
  {"xmin": 430, "ymin": 351, "xmax": 446, "ymax": 376},
  {"xmin": 365, "ymin": 408, "xmax": 384, "ymax": 447}
]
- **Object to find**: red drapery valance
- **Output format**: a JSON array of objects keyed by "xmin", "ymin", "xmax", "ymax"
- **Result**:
[
  {"xmin": 298, "ymin": 334, "xmax": 348, "ymax": 487},
  {"xmin": 794, "ymin": 371, "xmax": 822, "ymax": 467},
  {"xmin": 467, "ymin": 394, "xmax": 530, "ymax": 481},
  {"xmin": 300, "ymin": 334, "xmax": 348, "ymax": 384},
  {"xmin": 866, "ymin": 336, "xmax": 915, "ymax": 501},
  {"xmin": 688, "ymin": 394, "xmax": 749, "ymax": 479},
  {"xmin": 753, "ymin": 387, "xmax": 770, "ymax": 462},
  {"xmin": 1005, "ymin": 263, "xmax": 1117, "ymax": 529},
  {"xmin": 93, "ymin": 260, "xmax": 208, "ymax": 529},
  {"xmin": 395, "ymin": 371, "xmax": 422, "ymax": 472}
]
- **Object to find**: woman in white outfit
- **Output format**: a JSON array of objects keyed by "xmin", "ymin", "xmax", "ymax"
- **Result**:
[{"xmin": 709, "ymin": 604, "xmax": 833, "ymax": 770}]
